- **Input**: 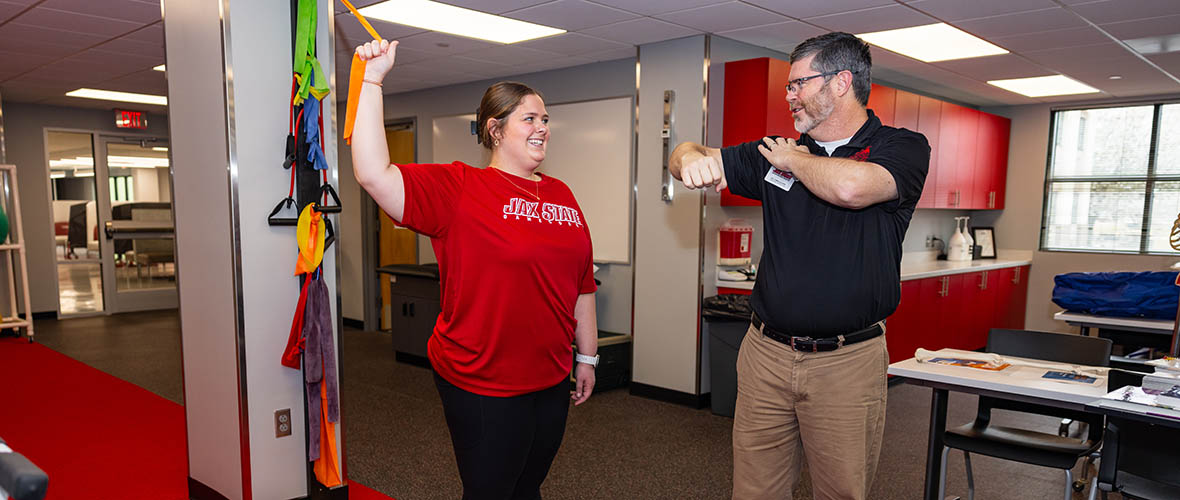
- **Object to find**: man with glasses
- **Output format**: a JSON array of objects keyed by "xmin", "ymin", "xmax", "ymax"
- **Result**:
[{"xmin": 670, "ymin": 32, "xmax": 929, "ymax": 499}]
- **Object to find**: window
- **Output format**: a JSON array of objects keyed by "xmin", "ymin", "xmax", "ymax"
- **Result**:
[{"xmin": 1042, "ymin": 103, "xmax": 1180, "ymax": 254}]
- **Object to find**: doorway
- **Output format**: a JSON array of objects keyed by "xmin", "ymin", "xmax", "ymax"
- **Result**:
[
  {"xmin": 46, "ymin": 130, "xmax": 176, "ymax": 316},
  {"xmin": 376, "ymin": 121, "xmax": 418, "ymax": 330}
]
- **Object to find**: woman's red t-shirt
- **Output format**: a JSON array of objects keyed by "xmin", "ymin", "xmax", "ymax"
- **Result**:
[{"xmin": 396, "ymin": 162, "xmax": 596, "ymax": 397}]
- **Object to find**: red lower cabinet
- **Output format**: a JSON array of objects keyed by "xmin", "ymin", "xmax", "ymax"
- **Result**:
[{"xmin": 886, "ymin": 266, "xmax": 1030, "ymax": 361}]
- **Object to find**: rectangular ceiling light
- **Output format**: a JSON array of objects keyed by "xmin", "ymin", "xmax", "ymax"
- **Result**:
[
  {"xmin": 987, "ymin": 75, "xmax": 1100, "ymax": 97},
  {"xmin": 358, "ymin": 0, "xmax": 565, "ymax": 44},
  {"xmin": 153, "ymin": 64, "xmax": 166, "ymax": 72},
  {"xmin": 66, "ymin": 88, "xmax": 167, "ymax": 106},
  {"xmin": 857, "ymin": 23, "xmax": 1008, "ymax": 62}
]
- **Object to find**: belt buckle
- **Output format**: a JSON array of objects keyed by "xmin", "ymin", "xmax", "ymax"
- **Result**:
[{"xmin": 791, "ymin": 336, "xmax": 817, "ymax": 352}]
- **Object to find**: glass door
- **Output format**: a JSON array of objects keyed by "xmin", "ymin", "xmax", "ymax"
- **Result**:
[
  {"xmin": 47, "ymin": 131, "xmax": 105, "ymax": 316},
  {"xmin": 95, "ymin": 137, "xmax": 177, "ymax": 313}
]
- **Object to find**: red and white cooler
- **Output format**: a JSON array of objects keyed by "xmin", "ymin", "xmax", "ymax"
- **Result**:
[{"xmin": 718, "ymin": 219, "xmax": 753, "ymax": 266}]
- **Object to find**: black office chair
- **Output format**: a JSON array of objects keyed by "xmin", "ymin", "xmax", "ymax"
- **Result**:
[
  {"xmin": 1095, "ymin": 369, "xmax": 1180, "ymax": 499},
  {"xmin": 939, "ymin": 328, "xmax": 1112, "ymax": 500}
]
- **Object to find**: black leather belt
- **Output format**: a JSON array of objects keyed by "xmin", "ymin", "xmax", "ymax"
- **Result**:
[{"xmin": 751, "ymin": 312, "xmax": 883, "ymax": 352}]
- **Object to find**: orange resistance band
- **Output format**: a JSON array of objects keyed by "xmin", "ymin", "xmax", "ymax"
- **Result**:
[{"xmin": 340, "ymin": 0, "xmax": 381, "ymax": 145}]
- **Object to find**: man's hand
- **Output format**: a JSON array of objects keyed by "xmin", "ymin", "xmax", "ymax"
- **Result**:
[
  {"xmin": 757, "ymin": 136, "xmax": 811, "ymax": 173},
  {"xmin": 357, "ymin": 39, "xmax": 398, "ymax": 82},
  {"xmin": 679, "ymin": 155, "xmax": 728, "ymax": 192},
  {"xmin": 571, "ymin": 363, "xmax": 596, "ymax": 406}
]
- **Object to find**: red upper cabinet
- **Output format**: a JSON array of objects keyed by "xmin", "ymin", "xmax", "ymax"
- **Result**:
[
  {"xmin": 720, "ymin": 57, "xmax": 795, "ymax": 207},
  {"xmin": 867, "ymin": 84, "xmax": 896, "ymax": 127},
  {"xmin": 916, "ymin": 95, "xmax": 942, "ymax": 209},
  {"xmin": 976, "ymin": 112, "xmax": 1011, "ymax": 209},
  {"xmin": 894, "ymin": 90, "xmax": 920, "ymax": 131},
  {"xmin": 957, "ymin": 107, "xmax": 980, "ymax": 209},
  {"xmin": 935, "ymin": 101, "xmax": 961, "ymax": 208}
]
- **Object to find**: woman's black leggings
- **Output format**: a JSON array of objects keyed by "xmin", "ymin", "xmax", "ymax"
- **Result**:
[{"xmin": 433, "ymin": 372, "xmax": 570, "ymax": 500}]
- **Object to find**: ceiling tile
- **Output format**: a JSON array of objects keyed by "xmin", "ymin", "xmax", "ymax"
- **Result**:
[
  {"xmin": 954, "ymin": 7, "xmax": 1086, "ymax": 39},
  {"xmin": 1071, "ymin": 69, "xmax": 1180, "ymax": 96},
  {"xmin": 0, "ymin": 85, "xmax": 63, "ymax": 104},
  {"xmin": 1147, "ymin": 51, "xmax": 1180, "ymax": 76},
  {"xmin": 39, "ymin": 0, "xmax": 160, "ymax": 24},
  {"xmin": 1101, "ymin": 14, "xmax": 1180, "ymax": 40},
  {"xmin": 904, "ymin": 0, "xmax": 1057, "ymax": 22},
  {"xmin": 121, "ymin": 22, "xmax": 161, "ymax": 43},
  {"xmin": 449, "ymin": 54, "xmax": 527, "ymax": 77},
  {"xmin": 334, "ymin": 16, "xmax": 425, "ymax": 47},
  {"xmin": 0, "ymin": 49, "xmax": 42, "ymax": 79},
  {"xmin": 1022, "ymin": 43, "xmax": 1131, "ymax": 67},
  {"xmin": 870, "ymin": 48, "xmax": 929, "ymax": 70},
  {"xmin": 806, "ymin": 4, "xmax": 938, "ymax": 34},
  {"xmin": 95, "ymin": 36, "xmax": 163, "ymax": 59},
  {"xmin": 14, "ymin": 7, "xmax": 142, "ymax": 38},
  {"xmin": 931, "ymin": 53, "xmax": 1052, "ymax": 80},
  {"xmin": 0, "ymin": 36, "xmax": 78, "ymax": 60},
  {"xmin": 513, "ymin": 54, "xmax": 597, "ymax": 75},
  {"xmin": 716, "ymin": 20, "xmax": 826, "ymax": 50},
  {"xmin": 0, "ymin": 22, "xmax": 108, "ymax": 50},
  {"xmin": 459, "ymin": 44, "xmax": 563, "ymax": 65},
  {"xmin": 1070, "ymin": 0, "xmax": 1180, "ymax": 26},
  {"xmin": 515, "ymin": 32, "xmax": 629, "ymax": 56},
  {"xmin": 383, "ymin": 61, "xmax": 469, "ymax": 84},
  {"xmin": 655, "ymin": 2, "xmax": 788, "ymax": 33},
  {"xmin": 988, "ymin": 26, "xmax": 1110, "ymax": 53},
  {"xmin": 581, "ymin": 17, "xmax": 700, "ymax": 45},
  {"xmin": 743, "ymin": 0, "xmax": 894, "ymax": 20},
  {"xmin": 441, "ymin": 0, "xmax": 552, "ymax": 14},
  {"xmin": 505, "ymin": 0, "xmax": 639, "ymax": 31},
  {"xmin": 587, "ymin": 0, "xmax": 731, "ymax": 16},
  {"xmin": 395, "ymin": 31, "xmax": 499, "ymax": 55},
  {"xmin": 100, "ymin": 69, "xmax": 167, "ymax": 95},
  {"xmin": 1045, "ymin": 53, "xmax": 1170, "ymax": 83},
  {"xmin": 0, "ymin": 1, "xmax": 27, "ymax": 23}
]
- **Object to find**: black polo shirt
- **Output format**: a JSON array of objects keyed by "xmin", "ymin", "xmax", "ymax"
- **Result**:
[{"xmin": 720, "ymin": 110, "xmax": 929, "ymax": 337}]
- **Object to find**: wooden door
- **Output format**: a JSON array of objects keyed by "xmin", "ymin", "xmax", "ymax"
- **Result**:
[{"xmin": 379, "ymin": 126, "xmax": 419, "ymax": 330}]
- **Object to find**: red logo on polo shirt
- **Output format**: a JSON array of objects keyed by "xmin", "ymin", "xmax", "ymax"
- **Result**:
[{"xmin": 850, "ymin": 147, "xmax": 871, "ymax": 162}]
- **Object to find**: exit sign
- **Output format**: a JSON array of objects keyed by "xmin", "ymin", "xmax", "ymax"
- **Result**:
[{"xmin": 114, "ymin": 109, "xmax": 148, "ymax": 129}]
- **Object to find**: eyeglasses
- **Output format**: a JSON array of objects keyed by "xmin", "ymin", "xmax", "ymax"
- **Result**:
[{"xmin": 785, "ymin": 69, "xmax": 858, "ymax": 95}]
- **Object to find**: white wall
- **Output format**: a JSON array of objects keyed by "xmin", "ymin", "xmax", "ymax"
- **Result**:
[
  {"xmin": 976, "ymin": 102, "xmax": 1180, "ymax": 333},
  {"xmin": 0, "ymin": 102, "xmax": 169, "ymax": 314},
  {"xmin": 336, "ymin": 57, "xmax": 637, "ymax": 334}
]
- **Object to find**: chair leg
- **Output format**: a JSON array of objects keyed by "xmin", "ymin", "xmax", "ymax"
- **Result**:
[
  {"xmin": 964, "ymin": 451, "xmax": 974, "ymax": 500},
  {"xmin": 1063, "ymin": 468, "xmax": 1073, "ymax": 500},
  {"xmin": 1087, "ymin": 475, "xmax": 1098, "ymax": 500},
  {"xmin": 938, "ymin": 446, "xmax": 949, "ymax": 500}
]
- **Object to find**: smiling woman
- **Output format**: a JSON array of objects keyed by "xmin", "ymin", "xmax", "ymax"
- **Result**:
[{"xmin": 349, "ymin": 38, "xmax": 600, "ymax": 499}]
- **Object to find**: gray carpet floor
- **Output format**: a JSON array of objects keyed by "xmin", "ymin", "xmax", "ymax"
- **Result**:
[{"xmin": 27, "ymin": 310, "xmax": 1120, "ymax": 499}]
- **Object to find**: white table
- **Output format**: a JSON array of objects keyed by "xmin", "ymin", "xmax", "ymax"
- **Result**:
[
  {"xmin": 1054, "ymin": 311, "xmax": 1179, "ymax": 358},
  {"xmin": 888, "ymin": 349, "xmax": 1110, "ymax": 500}
]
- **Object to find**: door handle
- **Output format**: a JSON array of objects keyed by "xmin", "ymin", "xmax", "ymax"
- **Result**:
[
  {"xmin": 661, "ymin": 90, "xmax": 675, "ymax": 203},
  {"xmin": 105, "ymin": 220, "xmax": 114, "ymax": 239}
]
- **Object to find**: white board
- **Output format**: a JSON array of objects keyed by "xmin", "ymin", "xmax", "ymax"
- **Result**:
[{"xmin": 431, "ymin": 96, "xmax": 634, "ymax": 263}]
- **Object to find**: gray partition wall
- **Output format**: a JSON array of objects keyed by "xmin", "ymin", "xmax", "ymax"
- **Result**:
[{"xmin": 163, "ymin": 1, "xmax": 341, "ymax": 498}]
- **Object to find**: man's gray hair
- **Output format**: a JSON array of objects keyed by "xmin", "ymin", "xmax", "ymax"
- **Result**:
[{"xmin": 790, "ymin": 32, "xmax": 873, "ymax": 106}]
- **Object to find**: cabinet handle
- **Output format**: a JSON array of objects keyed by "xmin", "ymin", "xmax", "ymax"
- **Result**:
[
  {"xmin": 1012, "ymin": 267, "xmax": 1020, "ymax": 284},
  {"xmin": 409, "ymin": 302, "xmax": 415, "ymax": 317},
  {"xmin": 955, "ymin": 190, "xmax": 961, "ymax": 207},
  {"xmin": 402, "ymin": 303, "xmax": 407, "ymax": 316},
  {"xmin": 938, "ymin": 277, "xmax": 949, "ymax": 297},
  {"xmin": 979, "ymin": 271, "xmax": 988, "ymax": 290},
  {"xmin": 988, "ymin": 191, "xmax": 995, "ymax": 209}
]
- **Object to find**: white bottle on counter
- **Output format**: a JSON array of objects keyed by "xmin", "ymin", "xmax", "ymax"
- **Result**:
[
  {"xmin": 962, "ymin": 216, "xmax": 974, "ymax": 260},
  {"xmin": 947, "ymin": 217, "xmax": 970, "ymax": 261}
]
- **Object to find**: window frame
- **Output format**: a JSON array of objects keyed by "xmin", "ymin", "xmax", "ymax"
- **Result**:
[{"xmin": 1040, "ymin": 100, "xmax": 1180, "ymax": 255}]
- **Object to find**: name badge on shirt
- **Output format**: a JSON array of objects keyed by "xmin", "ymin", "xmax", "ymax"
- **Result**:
[{"xmin": 764, "ymin": 167, "xmax": 796, "ymax": 192}]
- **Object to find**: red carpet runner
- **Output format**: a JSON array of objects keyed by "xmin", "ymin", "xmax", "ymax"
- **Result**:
[{"xmin": 0, "ymin": 338, "xmax": 394, "ymax": 500}]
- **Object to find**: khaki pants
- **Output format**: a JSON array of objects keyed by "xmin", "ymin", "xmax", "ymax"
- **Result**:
[{"xmin": 732, "ymin": 323, "xmax": 888, "ymax": 500}]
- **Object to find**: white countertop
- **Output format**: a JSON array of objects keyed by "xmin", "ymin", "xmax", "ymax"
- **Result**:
[
  {"xmin": 1054, "ymin": 311, "xmax": 1175, "ymax": 335},
  {"xmin": 900, "ymin": 250, "xmax": 1032, "ymax": 281}
]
